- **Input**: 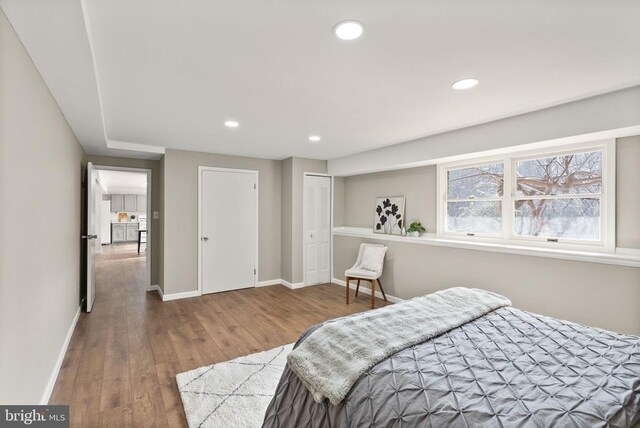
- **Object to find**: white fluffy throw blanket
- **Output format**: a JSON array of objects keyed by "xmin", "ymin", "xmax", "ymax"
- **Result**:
[{"xmin": 287, "ymin": 287, "xmax": 511, "ymax": 405}]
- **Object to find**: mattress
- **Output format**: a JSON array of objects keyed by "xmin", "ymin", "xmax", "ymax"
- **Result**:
[{"xmin": 263, "ymin": 307, "xmax": 640, "ymax": 427}]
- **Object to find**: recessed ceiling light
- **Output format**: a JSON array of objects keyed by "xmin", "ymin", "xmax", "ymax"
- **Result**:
[
  {"xmin": 308, "ymin": 135, "xmax": 321, "ymax": 142},
  {"xmin": 452, "ymin": 78, "xmax": 479, "ymax": 90},
  {"xmin": 333, "ymin": 20, "xmax": 364, "ymax": 41},
  {"xmin": 224, "ymin": 120, "xmax": 239, "ymax": 128}
]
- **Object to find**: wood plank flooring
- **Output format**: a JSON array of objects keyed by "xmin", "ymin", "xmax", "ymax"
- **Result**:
[{"xmin": 50, "ymin": 243, "xmax": 389, "ymax": 427}]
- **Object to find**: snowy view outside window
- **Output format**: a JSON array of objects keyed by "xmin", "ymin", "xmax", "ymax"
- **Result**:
[
  {"xmin": 446, "ymin": 163, "xmax": 504, "ymax": 235},
  {"xmin": 445, "ymin": 149, "xmax": 603, "ymax": 241},
  {"xmin": 515, "ymin": 150, "xmax": 602, "ymax": 240}
]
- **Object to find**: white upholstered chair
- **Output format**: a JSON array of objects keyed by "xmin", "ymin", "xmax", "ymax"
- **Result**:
[{"xmin": 345, "ymin": 243, "xmax": 388, "ymax": 308}]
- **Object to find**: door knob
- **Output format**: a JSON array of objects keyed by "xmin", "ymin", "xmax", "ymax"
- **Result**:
[
  {"xmin": 202, "ymin": 237, "xmax": 209, "ymax": 242},
  {"xmin": 82, "ymin": 234, "xmax": 98, "ymax": 240}
]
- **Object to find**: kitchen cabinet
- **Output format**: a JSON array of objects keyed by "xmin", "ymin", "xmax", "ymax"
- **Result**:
[
  {"xmin": 124, "ymin": 194, "xmax": 137, "ymax": 212},
  {"xmin": 126, "ymin": 224, "xmax": 139, "ymax": 241},
  {"xmin": 112, "ymin": 223, "xmax": 139, "ymax": 243},
  {"xmin": 111, "ymin": 194, "xmax": 124, "ymax": 212},
  {"xmin": 110, "ymin": 193, "xmax": 147, "ymax": 213},
  {"xmin": 137, "ymin": 195, "xmax": 147, "ymax": 212},
  {"xmin": 112, "ymin": 224, "xmax": 126, "ymax": 242}
]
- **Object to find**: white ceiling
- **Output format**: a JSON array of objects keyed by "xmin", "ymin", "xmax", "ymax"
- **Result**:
[
  {"xmin": 3, "ymin": 0, "xmax": 640, "ymax": 160},
  {"xmin": 96, "ymin": 170, "xmax": 146, "ymax": 194}
]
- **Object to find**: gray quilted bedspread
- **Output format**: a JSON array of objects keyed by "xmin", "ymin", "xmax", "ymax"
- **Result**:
[{"xmin": 263, "ymin": 307, "xmax": 640, "ymax": 427}]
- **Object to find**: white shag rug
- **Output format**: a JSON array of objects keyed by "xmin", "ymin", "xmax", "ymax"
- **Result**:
[{"xmin": 176, "ymin": 343, "xmax": 294, "ymax": 428}]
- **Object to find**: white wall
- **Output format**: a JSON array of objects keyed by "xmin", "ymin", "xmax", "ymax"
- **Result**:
[
  {"xmin": 95, "ymin": 178, "xmax": 103, "ymax": 253},
  {"xmin": 0, "ymin": 8, "xmax": 84, "ymax": 404},
  {"xmin": 109, "ymin": 211, "xmax": 146, "ymax": 222}
]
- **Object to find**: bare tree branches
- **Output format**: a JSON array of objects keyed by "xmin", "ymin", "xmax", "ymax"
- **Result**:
[{"xmin": 448, "ymin": 151, "xmax": 602, "ymax": 237}]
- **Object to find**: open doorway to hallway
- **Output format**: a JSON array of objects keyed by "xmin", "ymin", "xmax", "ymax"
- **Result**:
[{"xmin": 90, "ymin": 167, "xmax": 151, "ymax": 310}]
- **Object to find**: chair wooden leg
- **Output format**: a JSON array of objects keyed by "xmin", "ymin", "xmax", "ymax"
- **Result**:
[
  {"xmin": 355, "ymin": 279, "xmax": 360, "ymax": 297},
  {"xmin": 370, "ymin": 279, "xmax": 375, "ymax": 309},
  {"xmin": 377, "ymin": 278, "xmax": 387, "ymax": 301},
  {"xmin": 345, "ymin": 277, "xmax": 350, "ymax": 304}
]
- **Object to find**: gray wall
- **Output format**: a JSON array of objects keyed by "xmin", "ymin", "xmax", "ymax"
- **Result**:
[
  {"xmin": 334, "ymin": 236, "xmax": 640, "ymax": 334},
  {"xmin": 85, "ymin": 155, "xmax": 163, "ymax": 287},
  {"xmin": 158, "ymin": 155, "xmax": 165, "ymax": 292},
  {"xmin": 335, "ymin": 137, "xmax": 640, "ymax": 335},
  {"xmin": 0, "ymin": 8, "xmax": 85, "ymax": 403},
  {"xmin": 616, "ymin": 136, "xmax": 640, "ymax": 248},
  {"xmin": 343, "ymin": 166, "xmax": 437, "ymax": 232},
  {"xmin": 333, "ymin": 177, "xmax": 345, "ymax": 228},
  {"xmin": 280, "ymin": 157, "xmax": 328, "ymax": 283},
  {"xmin": 280, "ymin": 158, "xmax": 293, "ymax": 282},
  {"xmin": 329, "ymin": 85, "xmax": 640, "ymax": 176},
  {"xmin": 162, "ymin": 149, "xmax": 282, "ymax": 295}
]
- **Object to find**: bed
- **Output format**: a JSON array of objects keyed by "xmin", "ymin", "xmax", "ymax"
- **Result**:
[{"xmin": 263, "ymin": 292, "xmax": 640, "ymax": 427}]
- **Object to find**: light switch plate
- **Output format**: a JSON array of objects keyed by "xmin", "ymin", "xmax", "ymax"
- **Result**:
[{"xmin": 153, "ymin": 211, "xmax": 159, "ymax": 219}]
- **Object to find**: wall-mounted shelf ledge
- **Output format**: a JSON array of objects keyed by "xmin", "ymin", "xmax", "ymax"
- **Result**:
[{"xmin": 332, "ymin": 227, "xmax": 640, "ymax": 268}]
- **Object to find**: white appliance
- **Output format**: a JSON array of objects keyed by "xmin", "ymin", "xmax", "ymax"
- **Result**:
[
  {"xmin": 138, "ymin": 214, "xmax": 147, "ymax": 243},
  {"xmin": 100, "ymin": 200, "xmax": 111, "ymax": 244}
]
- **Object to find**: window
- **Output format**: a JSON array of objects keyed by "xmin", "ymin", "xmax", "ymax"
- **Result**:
[
  {"xmin": 445, "ymin": 162, "xmax": 504, "ymax": 236},
  {"xmin": 514, "ymin": 151, "xmax": 602, "ymax": 241},
  {"xmin": 438, "ymin": 140, "xmax": 615, "ymax": 250}
]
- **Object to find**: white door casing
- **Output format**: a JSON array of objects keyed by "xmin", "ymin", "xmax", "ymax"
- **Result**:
[
  {"xmin": 85, "ymin": 162, "xmax": 97, "ymax": 312},
  {"xmin": 90, "ymin": 165, "xmax": 152, "ymax": 291},
  {"xmin": 199, "ymin": 167, "xmax": 258, "ymax": 295},
  {"xmin": 304, "ymin": 175, "xmax": 331, "ymax": 286}
]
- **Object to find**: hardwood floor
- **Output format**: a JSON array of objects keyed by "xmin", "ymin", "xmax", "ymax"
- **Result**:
[{"xmin": 50, "ymin": 244, "xmax": 389, "ymax": 427}]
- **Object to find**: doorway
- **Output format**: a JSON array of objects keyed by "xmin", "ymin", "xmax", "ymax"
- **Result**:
[
  {"xmin": 303, "ymin": 174, "xmax": 331, "ymax": 286},
  {"xmin": 85, "ymin": 164, "xmax": 151, "ymax": 312},
  {"xmin": 198, "ymin": 167, "xmax": 258, "ymax": 295}
]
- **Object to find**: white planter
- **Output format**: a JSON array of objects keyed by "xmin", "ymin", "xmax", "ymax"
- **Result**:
[{"xmin": 409, "ymin": 231, "xmax": 420, "ymax": 237}]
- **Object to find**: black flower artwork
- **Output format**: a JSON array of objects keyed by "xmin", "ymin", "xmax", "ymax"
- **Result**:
[{"xmin": 374, "ymin": 197, "xmax": 405, "ymax": 235}]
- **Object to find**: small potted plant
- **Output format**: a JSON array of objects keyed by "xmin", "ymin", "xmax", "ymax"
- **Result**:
[{"xmin": 407, "ymin": 221, "xmax": 426, "ymax": 237}]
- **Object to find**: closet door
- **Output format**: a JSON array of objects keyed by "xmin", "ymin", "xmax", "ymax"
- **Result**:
[{"xmin": 304, "ymin": 175, "xmax": 331, "ymax": 286}]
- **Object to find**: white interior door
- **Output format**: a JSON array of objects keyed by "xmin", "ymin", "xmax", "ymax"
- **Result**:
[
  {"xmin": 200, "ymin": 168, "xmax": 257, "ymax": 294},
  {"xmin": 85, "ymin": 162, "xmax": 98, "ymax": 312},
  {"xmin": 304, "ymin": 175, "xmax": 331, "ymax": 286}
]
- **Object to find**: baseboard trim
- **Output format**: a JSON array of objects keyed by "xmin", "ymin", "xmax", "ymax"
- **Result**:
[
  {"xmin": 281, "ymin": 279, "xmax": 306, "ymax": 289},
  {"xmin": 159, "ymin": 279, "xmax": 319, "ymax": 301},
  {"xmin": 256, "ymin": 279, "xmax": 281, "ymax": 287},
  {"xmin": 258, "ymin": 279, "xmax": 312, "ymax": 289},
  {"xmin": 161, "ymin": 290, "xmax": 199, "ymax": 302},
  {"xmin": 332, "ymin": 278, "xmax": 403, "ymax": 303},
  {"xmin": 150, "ymin": 284, "xmax": 164, "ymax": 300},
  {"xmin": 41, "ymin": 306, "xmax": 81, "ymax": 404}
]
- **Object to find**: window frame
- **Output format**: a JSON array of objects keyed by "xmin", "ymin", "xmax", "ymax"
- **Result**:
[
  {"xmin": 441, "ymin": 158, "xmax": 506, "ymax": 239},
  {"xmin": 437, "ymin": 139, "xmax": 616, "ymax": 252}
]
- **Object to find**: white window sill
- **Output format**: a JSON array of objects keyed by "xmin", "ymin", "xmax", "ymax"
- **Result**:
[{"xmin": 332, "ymin": 227, "xmax": 640, "ymax": 268}]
